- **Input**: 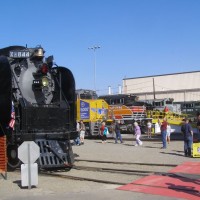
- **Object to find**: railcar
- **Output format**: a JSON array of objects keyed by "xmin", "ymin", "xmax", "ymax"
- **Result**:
[
  {"xmin": 76, "ymin": 89, "xmax": 108, "ymax": 136},
  {"xmin": 174, "ymin": 101, "xmax": 200, "ymax": 116},
  {"xmin": 98, "ymin": 94, "xmax": 152, "ymax": 133},
  {"xmin": 0, "ymin": 45, "xmax": 77, "ymax": 170}
]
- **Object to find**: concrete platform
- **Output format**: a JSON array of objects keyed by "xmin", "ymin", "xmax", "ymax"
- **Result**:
[{"xmin": 1, "ymin": 139, "xmax": 200, "ymax": 200}]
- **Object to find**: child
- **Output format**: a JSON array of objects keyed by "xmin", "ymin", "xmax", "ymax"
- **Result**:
[{"xmin": 100, "ymin": 121, "xmax": 107, "ymax": 144}]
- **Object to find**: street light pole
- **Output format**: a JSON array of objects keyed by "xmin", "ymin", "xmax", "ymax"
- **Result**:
[{"xmin": 88, "ymin": 45, "xmax": 100, "ymax": 92}]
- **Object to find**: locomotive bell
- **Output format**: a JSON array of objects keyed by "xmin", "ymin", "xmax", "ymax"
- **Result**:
[{"xmin": 33, "ymin": 48, "xmax": 44, "ymax": 58}]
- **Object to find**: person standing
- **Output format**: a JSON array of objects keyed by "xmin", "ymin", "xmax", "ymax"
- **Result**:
[
  {"xmin": 166, "ymin": 123, "xmax": 171, "ymax": 144},
  {"xmin": 115, "ymin": 120, "xmax": 123, "ymax": 144},
  {"xmin": 80, "ymin": 120, "xmax": 86, "ymax": 144},
  {"xmin": 110, "ymin": 120, "xmax": 116, "ymax": 139},
  {"xmin": 181, "ymin": 118, "xmax": 193, "ymax": 157},
  {"xmin": 74, "ymin": 120, "xmax": 81, "ymax": 146},
  {"xmin": 134, "ymin": 122, "xmax": 143, "ymax": 146},
  {"xmin": 160, "ymin": 117, "xmax": 167, "ymax": 149},
  {"xmin": 196, "ymin": 114, "xmax": 200, "ymax": 141},
  {"xmin": 147, "ymin": 120, "xmax": 152, "ymax": 138},
  {"xmin": 100, "ymin": 121, "xmax": 107, "ymax": 144}
]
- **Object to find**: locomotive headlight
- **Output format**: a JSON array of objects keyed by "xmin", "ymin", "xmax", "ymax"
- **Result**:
[{"xmin": 42, "ymin": 77, "xmax": 49, "ymax": 87}]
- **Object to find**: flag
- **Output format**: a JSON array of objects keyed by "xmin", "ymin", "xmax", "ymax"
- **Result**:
[{"xmin": 9, "ymin": 101, "xmax": 15, "ymax": 129}]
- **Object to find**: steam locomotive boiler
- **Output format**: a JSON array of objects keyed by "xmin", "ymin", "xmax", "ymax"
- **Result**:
[{"xmin": 0, "ymin": 45, "xmax": 77, "ymax": 170}]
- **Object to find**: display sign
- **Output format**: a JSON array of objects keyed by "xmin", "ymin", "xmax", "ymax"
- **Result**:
[
  {"xmin": 80, "ymin": 100, "xmax": 90, "ymax": 119},
  {"xmin": 18, "ymin": 141, "xmax": 40, "ymax": 164},
  {"xmin": 193, "ymin": 143, "xmax": 200, "ymax": 157},
  {"xmin": 18, "ymin": 141, "xmax": 40, "ymax": 189},
  {"xmin": 9, "ymin": 50, "xmax": 30, "ymax": 58},
  {"xmin": 98, "ymin": 107, "xmax": 106, "ymax": 115}
]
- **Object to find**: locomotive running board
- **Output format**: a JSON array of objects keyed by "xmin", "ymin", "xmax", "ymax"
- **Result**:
[{"xmin": 35, "ymin": 139, "xmax": 73, "ymax": 169}]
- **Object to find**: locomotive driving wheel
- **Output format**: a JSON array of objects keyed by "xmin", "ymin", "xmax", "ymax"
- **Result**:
[{"xmin": 7, "ymin": 144, "xmax": 21, "ymax": 170}]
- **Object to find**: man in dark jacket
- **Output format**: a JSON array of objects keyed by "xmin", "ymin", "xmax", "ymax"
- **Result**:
[
  {"xmin": 196, "ymin": 114, "xmax": 200, "ymax": 141},
  {"xmin": 115, "ymin": 120, "xmax": 123, "ymax": 144},
  {"xmin": 181, "ymin": 118, "xmax": 193, "ymax": 157}
]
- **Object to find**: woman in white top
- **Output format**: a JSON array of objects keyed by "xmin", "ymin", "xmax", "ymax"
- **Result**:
[
  {"xmin": 80, "ymin": 120, "xmax": 86, "ymax": 144},
  {"xmin": 166, "ymin": 123, "xmax": 171, "ymax": 144},
  {"xmin": 147, "ymin": 120, "xmax": 152, "ymax": 138}
]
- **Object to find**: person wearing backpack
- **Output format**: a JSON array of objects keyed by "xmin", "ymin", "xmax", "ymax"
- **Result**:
[{"xmin": 100, "ymin": 121, "xmax": 108, "ymax": 144}]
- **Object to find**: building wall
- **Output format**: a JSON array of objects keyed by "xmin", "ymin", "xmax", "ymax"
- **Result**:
[{"xmin": 122, "ymin": 71, "xmax": 200, "ymax": 102}]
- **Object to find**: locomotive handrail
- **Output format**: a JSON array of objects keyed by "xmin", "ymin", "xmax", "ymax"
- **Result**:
[
  {"xmin": 53, "ymin": 65, "xmax": 70, "ymax": 108},
  {"xmin": 11, "ymin": 70, "xmax": 27, "ymax": 107},
  {"xmin": 54, "ymin": 76, "xmax": 69, "ymax": 107}
]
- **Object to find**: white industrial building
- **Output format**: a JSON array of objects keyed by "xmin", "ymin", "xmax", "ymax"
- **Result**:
[{"xmin": 122, "ymin": 71, "xmax": 200, "ymax": 102}]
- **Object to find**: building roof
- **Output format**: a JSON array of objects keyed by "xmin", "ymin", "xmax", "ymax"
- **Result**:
[{"xmin": 123, "ymin": 70, "xmax": 200, "ymax": 80}]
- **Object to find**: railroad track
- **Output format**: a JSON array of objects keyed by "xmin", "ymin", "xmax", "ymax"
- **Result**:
[
  {"xmin": 72, "ymin": 165, "xmax": 154, "ymax": 175},
  {"xmin": 74, "ymin": 158, "xmax": 177, "ymax": 167},
  {"xmin": 40, "ymin": 172, "xmax": 126, "ymax": 185},
  {"xmin": 40, "ymin": 159, "xmax": 177, "ymax": 185}
]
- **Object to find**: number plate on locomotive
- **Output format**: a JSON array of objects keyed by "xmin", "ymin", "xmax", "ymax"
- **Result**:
[{"xmin": 9, "ymin": 50, "xmax": 30, "ymax": 58}]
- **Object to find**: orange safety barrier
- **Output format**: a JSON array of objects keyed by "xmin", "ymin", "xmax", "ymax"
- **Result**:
[{"xmin": 0, "ymin": 135, "xmax": 7, "ymax": 179}]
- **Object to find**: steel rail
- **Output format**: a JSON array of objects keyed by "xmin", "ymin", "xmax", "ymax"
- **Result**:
[
  {"xmin": 72, "ymin": 165, "xmax": 151, "ymax": 175},
  {"xmin": 40, "ymin": 171, "xmax": 200, "ymax": 194},
  {"xmin": 40, "ymin": 171, "xmax": 126, "ymax": 185},
  {"xmin": 75, "ymin": 159, "xmax": 177, "ymax": 167}
]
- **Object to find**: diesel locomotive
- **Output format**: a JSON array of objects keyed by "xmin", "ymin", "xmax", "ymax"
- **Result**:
[{"xmin": 0, "ymin": 45, "xmax": 77, "ymax": 170}]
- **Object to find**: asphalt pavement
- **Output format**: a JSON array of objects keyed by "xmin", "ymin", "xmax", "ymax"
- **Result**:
[{"xmin": 1, "ymin": 135, "xmax": 200, "ymax": 200}]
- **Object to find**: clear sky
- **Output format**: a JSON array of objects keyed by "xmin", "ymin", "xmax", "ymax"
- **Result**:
[{"xmin": 1, "ymin": 0, "xmax": 200, "ymax": 95}]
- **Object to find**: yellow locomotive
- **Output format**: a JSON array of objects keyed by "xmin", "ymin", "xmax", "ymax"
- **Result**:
[{"xmin": 76, "ymin": 89, "xmax": 109, "ymax": 136}]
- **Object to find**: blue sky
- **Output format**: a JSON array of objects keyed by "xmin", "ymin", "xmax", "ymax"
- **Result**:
[{"xmin": 1, "ymin": 0, "xmax": 200, "ymax": 95}]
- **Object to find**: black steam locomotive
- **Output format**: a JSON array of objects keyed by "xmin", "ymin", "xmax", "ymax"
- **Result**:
[{"xmin": 0, "ymin": 45, "xmax": 77, "ymax": 170}]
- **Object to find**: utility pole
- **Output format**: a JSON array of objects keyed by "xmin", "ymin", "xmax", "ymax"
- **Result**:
[
  {"xmin": 88, "ymin": 45, "xmax": 100, "ymax": 92},
  {"xmin": 153, "ymin": 78, "xmax": 156, "ymax": 99}
]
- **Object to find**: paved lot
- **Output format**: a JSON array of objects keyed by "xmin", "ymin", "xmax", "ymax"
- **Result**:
[{"xmin": 1, "ymin": 135, "xmax": 199, "ymax": 200}]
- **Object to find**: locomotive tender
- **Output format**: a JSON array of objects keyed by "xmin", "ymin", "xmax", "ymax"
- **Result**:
[{"xmin": 0, "ymin": 45, "xmax": 77, "ymax": 170}]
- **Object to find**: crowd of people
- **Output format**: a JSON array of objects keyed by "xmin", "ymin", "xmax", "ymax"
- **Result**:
[
  {"xmin": 74, "ymin": 119, "xmax": 143, "ymax": 146},
  {"xmin": 157, "ymin": 116, "xmax": 197, "ymax": 157},
  {"xmin": 74, "ymin": 115, "xmax": 200, "ymax": 158}
]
